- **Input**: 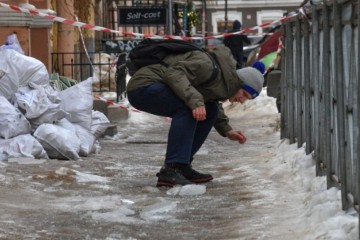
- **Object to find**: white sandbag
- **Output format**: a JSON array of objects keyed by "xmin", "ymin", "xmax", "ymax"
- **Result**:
[
  {"xmin": 74, "ymin": 124, "xmax": 96, "ymax": 157},
  {"xmin": 0, "ymin": 96, "xmax": 31, "ymax": 139},
  {"xmin": 26, "ymin": 85, "xmax": 65, "ymax": 132},
  {"xmin": 15, "ymin": 86, "xmax": 49, "ymax": 119},
  {"xmin": 0, "ymin": 33, "xmax": 24, "ymax": 55},
  {"xmin": 54, "ymin": 118, "xmax": 77, "ymax": 131},
  {"xmin": 0, "ymin": 134, "xmax": 48, "ymax": 159},
  {"xmin": 56, "ymin": 118, "xmax": 96, "ymax": 157},
  {"xmin": 0, "ymin": 49, "xmax": 49, "ymax": 100},
  {"xmin": 91, "ymin": 110, "xmax": 110, "ymax": 138},
  {"xmin": 59, "ymin": 77, "xmax": 93, "ymax": 130},
  {"xmin": 43, "ymin": 84, "xmax": 61, "ymax": 104},
  {"xmin": 29, "ymin": 103, "xmax": 69, "ymax": 132},
  {"xmin": 0, "ymin": 50, "xmax": 19, "ymax": 100},
  {"xmin": 33, "ymin": 123, "xmax": 81, "ymax": 160}
]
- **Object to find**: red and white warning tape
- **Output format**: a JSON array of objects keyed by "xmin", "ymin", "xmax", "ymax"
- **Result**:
[
  {"xmin": 264, "ymin": 37, "xmax": 284, "ymax": 75},
  {"xmin": 93, "ymin": 96, "xmax": 173, "ymax": 123},
  {"xmin": 0, "ymin": 2, "xmax": 297, "ymax": 40},
  {"xmin": 93, "ymin": 95, "xmax": 141, "ymax": 113}
]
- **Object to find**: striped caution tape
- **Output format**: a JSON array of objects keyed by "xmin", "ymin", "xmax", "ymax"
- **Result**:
[
  {"xmin": 93, "ymin": 95, "xmax": 141, "ymax": 113},
  {"xmin": 93, "ymin": 96, "xmax": 173, "ymax": 124},
  {"xmin": 264, "ymin": 37, "xmax": 284, "ymax": 76}
]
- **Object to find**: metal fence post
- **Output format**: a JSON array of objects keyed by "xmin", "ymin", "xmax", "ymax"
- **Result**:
[
  {"xmin": 280, "ymin": 25, "xmax": 287, "ymax": 139},
  {"xmin": 321, "ymin": 0, "xmax": 332, "ymax": 185},
  {"xmin": 304, "ymin": 17, "xmax": 312, "ymax": 155},
  {"xmin": 357, "ymin": 0, "xmax": 360, "ymax": 232},
  {"xmin": 295, "ymin": 16, "xmax": 303, "ymax": 147},
  {"xmin": 334, "ymin": 0, "xmax": 348, "ymax": 210},
  {"xmin": 285, "ymin": 21, "xmax": 296, "ymax": 143},
  {"xmin": 312, "ymin": 4, "xmax": 322, "ymax": 175}
]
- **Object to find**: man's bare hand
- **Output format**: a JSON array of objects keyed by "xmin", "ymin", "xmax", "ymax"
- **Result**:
[
  {"xmin": 192, "ymin": 106, "xmax": 206, "ymax": 121},
  {"xmin": 225, "ymin": 130, "xmax": 247, "ymax": 144}
]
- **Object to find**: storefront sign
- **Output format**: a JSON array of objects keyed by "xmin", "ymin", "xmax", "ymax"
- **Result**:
[{"xmin": 118, "ymin": 7, "xmax": 167, "ymax": 26}]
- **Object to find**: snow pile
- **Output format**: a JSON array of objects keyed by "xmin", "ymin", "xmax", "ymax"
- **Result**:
[
  {"xmin": 271, "ymin": 140, "xmax": 358, "ymax": 239},
  {"xmin": 223, "ymin": 88, "xmax": 278, "ymax": 118},
  {"xmin": 220, "ymin": 90, "xmax": 358, "ymax": 238},
  {"xmin": 0, "ymin": 49, "xmax": 110, "ymax": 161}
]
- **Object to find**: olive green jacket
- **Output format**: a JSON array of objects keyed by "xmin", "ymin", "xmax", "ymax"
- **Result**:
[{"xmin": 126, "ymin": 46, "xmax": 244, "ymax": 136}]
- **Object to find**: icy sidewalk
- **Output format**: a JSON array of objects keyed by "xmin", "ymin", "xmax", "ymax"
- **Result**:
[{"xmin": 0, "ymin": 93, "xmax": 357, "ymax": 239}]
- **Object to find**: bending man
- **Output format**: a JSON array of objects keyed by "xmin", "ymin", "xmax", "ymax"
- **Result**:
[{"xmin": 126, "ymin": 45, "xmax": 264, "ymax": 187}]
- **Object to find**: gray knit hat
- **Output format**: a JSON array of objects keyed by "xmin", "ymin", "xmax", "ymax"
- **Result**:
[{"xmin": 236, "ymin": 67, "xmax": 264, "ymax": 99}]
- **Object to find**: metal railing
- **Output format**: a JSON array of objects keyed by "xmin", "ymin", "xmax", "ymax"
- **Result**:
[
  {"xmin": 280, "ymin": 0, "xmax": 360, "ymax": 223},
  {"xmin": 51, "ymin": 51, "xmax": 127, "ymax": 101}
]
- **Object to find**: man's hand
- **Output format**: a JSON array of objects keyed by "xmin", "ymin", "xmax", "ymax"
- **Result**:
[
  {"xmin": 192, "ymin": 106, "xmax": 206, "ymax": 121},
  {"xmin": 226, "ymin": 130, "xmax": 247, "ymax": 144}
]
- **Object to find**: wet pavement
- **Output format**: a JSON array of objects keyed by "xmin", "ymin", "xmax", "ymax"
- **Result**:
[{"xmin": 0, "ymin": 102, "xmax": 305, "ymax": 240}]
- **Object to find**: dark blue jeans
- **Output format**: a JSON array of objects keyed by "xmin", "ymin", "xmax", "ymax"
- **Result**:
[{"xmin": 127, "ymin": 83, "xmax": 219, "ymax": 165}]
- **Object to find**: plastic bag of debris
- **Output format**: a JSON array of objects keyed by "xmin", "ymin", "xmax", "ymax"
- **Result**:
[
  {"xmin": 33, "ymin": 123, "xmax": 81, "ymax": 160},
  {"xmin": 15, "ymin": 85, "xmax": 52, "ymax": 119},
  {"xmin": 91, "ymin": 110, "xmax": 110, "ymax": 138},
  {"xmin": 0, "ymin": 49, "xmax": 49, "ymax": 100},
  {"xmin": 56, "ymin": 118, "xmax": 96, "ymax": 157},
  {"xmin": 0, "ymin": 134, "xmax": 48, "ymax": 159},
  {"xmin": 59, "ymin": 77, "xmax": 93, "ymax": 130},
  {"xmin": 0, "ymin": 33, "xmax": 24, "ymax": 55},
  {"xmin": 14, "ymin": 85, "xmax": 69, "ymax": 132},
  {"xmin": 0, "ymin": 96, "xmax": 31, "ymax": 139},
  {"xmin": 28, "ymin": 104, "xmax": 69, "ymax": 133}
]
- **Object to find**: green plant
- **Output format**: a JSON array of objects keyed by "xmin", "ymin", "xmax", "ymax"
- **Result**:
[{"xmin": 178, "ymin": 0, "xmax": 201, "ymax": 36}]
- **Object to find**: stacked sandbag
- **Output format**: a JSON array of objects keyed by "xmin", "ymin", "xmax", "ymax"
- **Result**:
[{"xmin": 0, "ymin": 49, "xmax": 111, "ymax": 161}]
